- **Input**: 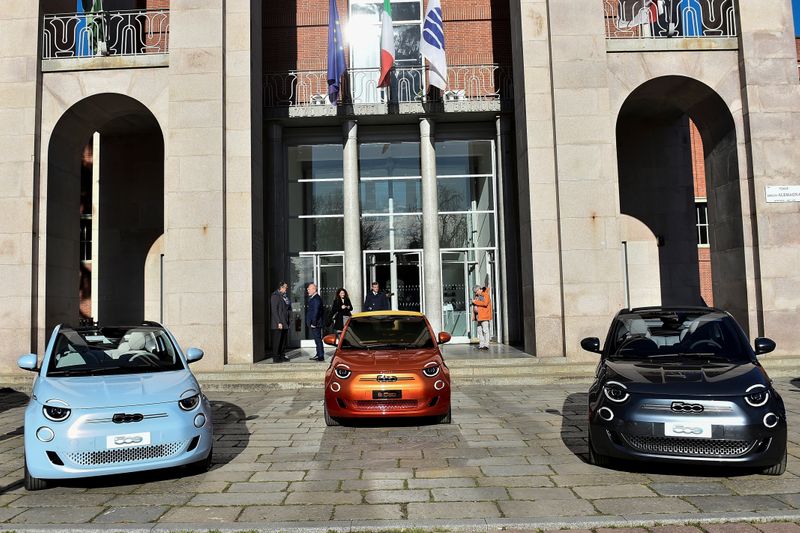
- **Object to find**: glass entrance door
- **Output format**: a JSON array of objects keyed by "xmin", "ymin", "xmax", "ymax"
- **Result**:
[
  {"xmin": 440, "ymin": 249, "xmax": 498, "ymax": 343},
  {"xmin": 364, "ymin": 251, "xmax": 423, "ymax": 312},
  {"xmin": 289, "ymin": 253, "xmax": 344, "ymax": 347}
]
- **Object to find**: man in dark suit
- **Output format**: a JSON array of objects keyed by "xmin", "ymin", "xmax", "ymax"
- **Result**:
[
  {"xmin": 306, "ymin": 282, "xmax": 325, "ymax": 361},
  {"xmin": 269, "ymin": 281, "xmax": 291, "ymax": 363},
  {"xmin": 363, "ymin": 281, "xmax": 390, "ymax": 311}
]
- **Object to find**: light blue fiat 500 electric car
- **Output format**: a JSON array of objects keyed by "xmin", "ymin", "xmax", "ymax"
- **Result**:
[{"xmin": 18, "ymin": 322, "xmax": 213, "ymax": 490}]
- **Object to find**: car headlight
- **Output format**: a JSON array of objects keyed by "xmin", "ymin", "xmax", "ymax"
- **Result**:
[
  {"xmin": 335, "ymin": 366, "xmax": 352, "ymax": 379},
  {"xmin": 43, "ymin": 405, "xmax": 71, "ymax": 422},
  {"xmin": 745, "ymin": 384, "xmax": 770, "ymax": 407},
  {"xmin": 179, "ymin": 394, "xmax": 201, "ymax": 411},
  {"xmin": 422, "ymin": 364, "xmax": 440, "ymax": 378},
  {"xmin": 603, "ymin": 381, "xmax": 630, "ymax": 403}
]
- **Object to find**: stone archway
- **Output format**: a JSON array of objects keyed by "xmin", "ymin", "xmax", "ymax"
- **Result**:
[
  {"xmin": 46, "ymin": 93, "xmax": 164, "ymax": 330},
  {"xmin": 616, "ymin": 75, "xmax": 751, "ymax": 330}
]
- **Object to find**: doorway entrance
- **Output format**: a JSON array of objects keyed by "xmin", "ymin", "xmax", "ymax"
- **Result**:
[
  {"xmin": 364, "ymin": 251, "xmax": 423, "ymax": 312},
  {"xmin": 441, "ymin": 249, "xmax": 499, "ymax": 343},
  {"xmin": 289, "ymin": 253, "xmax": 344, "ymax": 347}
]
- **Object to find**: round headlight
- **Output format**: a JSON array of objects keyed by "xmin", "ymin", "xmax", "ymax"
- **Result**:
[
  {"xmin": 179, "ymin": 394, "xmax": 200, "ymax": 411},
  {"xmin": 603, "ymin": 381, "xmax": 630, "ymax": 403},
  {"xmin": 335, "ymin": 367, "xmax": 351, "ymax": 379},
  {"xmin": 745, "ymin": 384, "xmax": 769, "ymax": 407},
  {"xmin": 43, "ymin": 405, "xmax": 71, "ymax": 422},
  {"xmin": 422, "ymin": 364, "xmax": 440, "ymax": 378}
]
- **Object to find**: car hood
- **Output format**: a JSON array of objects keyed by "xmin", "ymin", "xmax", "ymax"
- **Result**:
[
  {"xmin": 604, "ymin": 359, "xmax": 769, "ymax": 397},
  {"xmin": 34, "ymin": 370, "xmax": 200, "ymax": 409},
  {"xmin": 334, "ymin": 349, "xmax": 442, "ymax": 371}
]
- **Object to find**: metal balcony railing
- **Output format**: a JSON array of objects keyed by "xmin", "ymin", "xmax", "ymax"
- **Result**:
[
  {"xmin": 604, "ymin": 0, "xmax": 737, "ymax": 39},
  {"xmin": 264, "ymin": 64, "xmax": 512, "ymax": 108},
  {"xmin": 42, "ymin": 9, "xmax": 169, "ymax": 60}
]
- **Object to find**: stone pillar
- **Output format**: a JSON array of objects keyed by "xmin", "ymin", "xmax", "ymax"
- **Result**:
[
  {"xmin": 420, "ymin": 118, "xmax": 443, "ymax": 332},
  {"xmin": 343, "ymin": 120, "xmax": 363, "ymax": 312}
]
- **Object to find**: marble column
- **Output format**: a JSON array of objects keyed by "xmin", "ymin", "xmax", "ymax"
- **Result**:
[
  {"xmin": 343, "ymin": 120, "xmax": 363, "ymax": 312},
  {"xmin": 420, "ymin": 118, "xmax": 443, "ymax": 332}
]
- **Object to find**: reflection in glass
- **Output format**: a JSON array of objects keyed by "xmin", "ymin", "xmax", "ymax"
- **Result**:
[
  {"xmin": 361, "ymin": 179, "xmax": 422, "ymax": 214},
  {"xmin": 361, "ymin": 215, "xmax": 422, "ymax": 250},
  {"xmin": 438, "ymin": 176, "xmax": 493, "ymax": 212},
  {"xmin": 288, "ymin": 145, "xmax": 343, "ymax": 180},
  {"xmin": 289, "ymin": 217, "xmax": 345, "ymax": 254},
  {"xmin": 351, "ymin": 2, "xmax": 420, "ymax": 22},
  {"xmin": 289, "ymin": 181, "xmax": 344, "ymax": 216},
  {"xmin": 436, "ymin": 140, "xmax": 494, "ymax": 176},
  {"xmin": 360, "ymin": 142, "xmax": 421, "ymax": 177},
  {"xmin": 439, "ymin": 212, "xmax": 495, "ymax": 249}
]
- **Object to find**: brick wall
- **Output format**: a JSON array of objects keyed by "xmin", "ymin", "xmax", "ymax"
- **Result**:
[
  {"xmin": 689, "ymin": 118, "xmax": 713, "ymax": 306},
  {"xmin": 263, "ymin": 0, "xmax": 511, "ymax": 72}
]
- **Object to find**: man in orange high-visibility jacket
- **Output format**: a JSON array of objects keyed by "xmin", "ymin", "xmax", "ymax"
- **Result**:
[{"xmin": 472, "ymin": 286, "xmax": 493, "ymax": 350}]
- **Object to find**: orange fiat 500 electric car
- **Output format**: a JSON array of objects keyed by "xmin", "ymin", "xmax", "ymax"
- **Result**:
[{"xmin": 322, "ymin": 311, "xmax": 452, "ymax": 426}]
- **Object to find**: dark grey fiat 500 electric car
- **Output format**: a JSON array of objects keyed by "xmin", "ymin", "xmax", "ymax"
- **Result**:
[{"xmin": 581, "ymin": 306, "xmax": 787, "ymax": 475}]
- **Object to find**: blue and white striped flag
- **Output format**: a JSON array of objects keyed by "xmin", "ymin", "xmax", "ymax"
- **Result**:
[{"xmin": 420, "ymin": 0, "xmax": 447, "ymax": 91}]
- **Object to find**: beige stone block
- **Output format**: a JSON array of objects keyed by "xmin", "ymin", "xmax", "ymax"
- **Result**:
[
  {"xmin": 174, "ymin": 227, "xmax": 224, "ymax": 261},
  {"xmin": 170, "ymin": 10, "xmax": 223, "ymax": 49},
  {"xmin": 534, "ymin": 317, "xmax": 565, "ymax": 357},
  {"xmin": 738, "ymin": 1, "xmax": 791, "ymax": 33},
  {"xmin": 552, "ymin": 60, "xmax": 609, "ymax": 91},
  {"xmin": 225, "ymin": 12, "xmax": 251, "ymax": 51},
  {"xmin": 522, "ymin": 66, "xmax": 552, "ymax": 95},
  {"xmin": 520, "ymin": 3, "xmax": 549, "ymax": 40},
  {"xmin": 178, "ymin": 155, "xmax": 223, "ymax": 192},
  {"xmin": 172, "ymin": 100, "xmax": 223, "ymax": 129},
  {"xmin": 531, "ymin": 251, "xmax": 561, "ymax": 286},
  {"xmin": 0, "ymin": 297, "xmax": 33, "ymax": 330},
  {"xmin": 168, "ymin": 127, "xmax": 222, "ymax": 157},
  {"xmin": 226, "ymin": 81, "xmax": 251, "ymax": 108},
  {"xmin": 226, "ymin": 129, "xmax": 251, "ymax": 158},
  {"xmin": 126, "ymin": 71, "xmax": 170, "ymax": 111},
  {"xmin": 551, "ymin": 35, "xmax": 604, "ymax": 62},
  {"xmin": 527, "ymin": 147, "xmax": 557, "ymax": 184},
  {"xmin": 169, "ymin": 73, "xmax": 223, "ymax": 102},
  {"xmin": 225, "ymin": 50, "xmax": 251, "ymax": 76},
  {"xmin": 178, "ymin": 290, "xmax": 225, "ymax": 323},
  {"xmin": 563, "ymin": 283, "xmax": 611, "ymax": 318},
  {"xmin": 0, "ymin": 19, "xmax": 37, "ymax": 61},
  {"xmin": 0, "ymin": 198, "xmax": 33, "ymax": 236},
  {"xmin": 522, "ymin": 40, "xmax": 550, "ymax": 68},
  {"xmin": 0, "ymin": 161, "xmax": 33, "ymax": 197},
  {"xmin": 559, "ymin": 217, "xmax": 607, "ymax": 251},
  {"xmin": 530, "ymin": 218, "xmax": 559, "ymax": 253},
  {"xmin": 0, "ymin": 134, "xmax": 33, "ymax": 161},
  {"xmin": 531, "ymin": 183, "xmax": 558, "ymax": 221},
  {"xmin": 525, "ymin": 119, "xmax": 555, "ymax": 149},
  {"xmin": 225, "ymin": 156, "xmax": 253, "ymax": 194},
  {"xmin": 167, "ymin": 191, "xmax": 223, "ymax": 229},
  {"xmin": 558, "ymin": 180, "xmax": 617, "ymax": 219},
  {"xmin": 226, "ymin": 260, "xmax": 254, "ymax": 293},
  {"xmin": 555, "ymin": 143, "xmax": 607, "ymax": 180},
  {"xmin": 166, "ymin": 323, "xmax": 224, "ymax": 371},
  {"xmin": 533, "ymin": 283, "xmax": 562, "ymax": 315},
  {"xmin": 226, "ymin": 200, "xmax": 253, "ymax": 232},
  {"xmin": 758, "ymin": 246, "xmax": 800, "ymax": 279},
  {"xmin": 0, "ymin": 82, "xmax": 35, "ymax": 108},
  {"xmin": 170, "ymin": 47, "xmax": 223, "ymax": 74},
  {"xmin": 556, "ymin": 116, "xmax": 611, "ymax": 145}
]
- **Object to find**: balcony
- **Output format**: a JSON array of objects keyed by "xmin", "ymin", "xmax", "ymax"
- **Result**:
[
  {"xmin": 263, "ymin": 64, "xmax": 513, "ymax": 118},
  {"xmin": 603, "ymin": 0, "xmax": 738, "ymax": 51},
  {"xmin": 42, "ymin": 9, "xmax": 169, "ymax": 72}
]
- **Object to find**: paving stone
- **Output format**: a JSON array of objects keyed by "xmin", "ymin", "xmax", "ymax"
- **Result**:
[
  {"xmin": 650, "ymin": 482, "xmax": 733, "ymax": 496},
  {"xmin": 341, "ymin": 479, "xmax": 404, "ymax": 491},
  {"xmin": 649, "ymin": 526, "xmax": 705, "ymax": 533},
  {"xmin": 250, "ymin": 470, "xmax": 306, "ymax": 482},
  {"xmin": 415, "ymin": 466, "xmax": 483, "ymax": 478},
  {"xmin": 105, "ymin": 493, "xmax": 193, "ymax": 506},
  {"xmin": 9, "ymin": 493, "xmax": 116, "ymax": 507},
  {"xmin": 573, "ymin": 484, "xmax": 657, "ymax": 499},
  {"xmin": 507, "ymin": 487, "xmax": 576, "ymax": 500},
  {"xmin": 593, "ymin": 497, "xmax": 699, "ymax": 515},
  {"xmin": 407, "ymin": 501, "xmax": 501, "ymax": 519},
  {"xmin": 595, "ymin": 528, "xmax": 648, "ymax": 533},
  {"xmin": 364, "ymin": 489, "xmax": 430, "ymax": 504},
  {"xmin": 703, "ymin": 524, "xmax": 762, "ymax": 533},
  {"xmin": 551, "ymin": 473, "xmax": 651, "ymax": 487},
  {"xmin": 480, "ymin": 465, "xmax": 553, "ymax": 477},
  {"xmin": 0, "ymin": 507, "xmax": 24, "ymax": 522},
  {"xmin": 756, "ymin": 524, "xmax": 800, "ymax": 533},
  {"xmin": 333, "ymin": 503, "xmax": 404, "ymax": 520},
  {"xmin": 237, "ymin": 504, "xmax": 333, "ymax": 522},
  {"xmin": 91, "ymin": 505, "xmax": 169, "ymax": 523},
  {"xmin": 158, "ymin": 505, "xmax": 242, "ymax": 523},
  {"xmin": 478, "ymin": 476, "xmax": 554, "ymax": 488},
  {"xmin": 10, "ymin": 506, "xmax": 105, "ymax": 524},
  {"xmin": 775, "ymin": 493, "xmax": 800, "ymax": 508},
  {"xmin": 285, "ymin": 490, "xmax": 362, "ymax": 505},
  {"xmin": 226, "ymin": 481, "xmax": 289, "ymax": 492},
  {"xmin": 303, "ymin": 468, "xmax": 361, "ymax": 480},
  {"xmin": 498, "ymin": 499, "xmax": 597, "ymax": 518},
  {"xmin": 188, "ymin": 492, "xmax": 286, "ymax": 506},
  {"xmin": 686, "ymin": 495, "xmax": 791, "ymax": 512},
  {"xmin": 431, "ymin": 486, "xmax": 509, "ymax": 501},
  {"xmin": 407, "ymin": 477, "xmax": 477, "ymax": 489}
]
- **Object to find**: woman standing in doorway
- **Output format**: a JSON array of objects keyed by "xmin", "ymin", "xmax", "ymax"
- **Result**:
[{"xmin": 328, "ymin": 288, "xmax": 353, "ymax": 334}]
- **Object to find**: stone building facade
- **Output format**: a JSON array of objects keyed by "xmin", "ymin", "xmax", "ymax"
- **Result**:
[{"xmin": 1, "ymin": 0, "xmax": 799, "ymax": 374}]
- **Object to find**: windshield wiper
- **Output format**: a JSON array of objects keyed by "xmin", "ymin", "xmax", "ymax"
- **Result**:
[{"xmin": 363, "ymin": 343, "xmax": 412, "ymax": 350}]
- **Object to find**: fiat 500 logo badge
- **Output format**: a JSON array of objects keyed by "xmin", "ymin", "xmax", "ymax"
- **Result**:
[
  {"xmin": 114, "ymin": 436, "xmax": 144, "ymax": 445},
  {"xmin": 671, "ymin": 401, "xmax": 704, "ymax": 413},
  {"xmin": 671, "ymin": 425, "xmax": 705, "ymax": 435},
  {"xmin": 376, "ymin": 375, "xmax": 398, "ymax": 383}
]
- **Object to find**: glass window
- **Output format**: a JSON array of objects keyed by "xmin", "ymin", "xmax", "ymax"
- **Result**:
[
  {"xmin": 351, "ymin": 2, "xmax": 421, "ymax": 22},
  {"xmin": 288, "ymin": 145, "xmax": 343, "ymax": 180},
  {"xmin": 438, "ymin": 176, "xmax": 494, "ymax": 212},
  {"xmin": 439, "ymin": 212, "xmax": 495, "ymax": 249},
  {"xmin": 361, "ymin": 179, "xmax": 422, "ymax": 214},
  {"xmin": 361, "ymin": 214, "xmax": 422, "ymax": 250},
  {"xmin": 360, "ymin": 142, "xmax": 421, "ymax": 177},
  {"xmin": 288, "ymin": 181, "xmax": 344, "ymax": 216},
  {"xmin": 436, "ymin": 140, "xmax": 494, "ymax": 176},
  {"xmin": 289, "ymin": 217, "xmax": 344, "ymax": 254},
  {"xmin": 696, "ymin": 201, "xmax": 709, "ymax": 246}
]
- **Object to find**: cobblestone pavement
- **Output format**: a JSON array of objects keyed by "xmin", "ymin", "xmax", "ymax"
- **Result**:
[{"xmin": 0, "ymin": 379, "xmax": 799, "ymax": 531}]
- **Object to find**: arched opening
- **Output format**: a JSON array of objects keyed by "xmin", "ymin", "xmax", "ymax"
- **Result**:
[
  {"xmin": 616, "ymin": 75, "xmax": 749, "ymax": 328},
  {"xmin": 46, "ymin": 93, "xmax": 164, "ymax": 330}
]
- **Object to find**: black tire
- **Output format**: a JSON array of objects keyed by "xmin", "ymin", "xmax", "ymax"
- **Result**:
[
  {"xmin": 324, "ymin": 403, "xmax": 340, "ymax": 427},
  {"xmin": 762, "ymin": 447, "xmax": 787, "ymax": 476},
  {"xmin": 187, "ymin": 446, "xmax": 213, "ymax": 475},
  {"xmin": 587, "ymin": 432, "xmax": 612, "ymax": 467},
  {"xmin": 438, "ymin": 408, "xmax": 452, "ymax": 425},
  {"xmin": 24, "ymin": 461, "xmax": 48, "ymax": 491}
]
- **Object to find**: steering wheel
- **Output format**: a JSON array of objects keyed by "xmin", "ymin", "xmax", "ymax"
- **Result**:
[
  {"xmin": 126, "ymin": 352, "xmax": 160, "ymax": 366},
  {"xmin": 616, "ymin": 335, "xmax": 658, "ymax": 355},
  {"xmin": 687, "ymin": 339, "xmax": 723, "ymax": 352}
]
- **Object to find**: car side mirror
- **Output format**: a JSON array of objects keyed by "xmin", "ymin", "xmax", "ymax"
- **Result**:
[
  {"xmin": 754, "ymin": 337, "xmax": 776, "ymax": 356},
  {"xmin": 438, "ymin": 332, "xmax": 452, "ymax": 344},
  {"xmin": 186, "ymin": 348, "xmax": 204, "ymax": 363},
  {"xmin": 323, "ymin": 334, "xmax": 338, "ymax": 347},
  {"xmin": 581, "ymin": 337, "xmax": 602, "ymax": 354},
  {"xmin": 17, "ymin": 353, "xmax": 38, "ymax": 372}
]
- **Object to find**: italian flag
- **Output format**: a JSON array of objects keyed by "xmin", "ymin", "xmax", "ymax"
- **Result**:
[{"xmin": 378, "ymin": 0, "xmax": 394, "ymax": 88}]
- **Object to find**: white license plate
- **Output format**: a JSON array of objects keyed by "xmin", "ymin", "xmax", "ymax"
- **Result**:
[
  {"xmin": 664, "ymin": 422, "xmax": 712, "ymax": 439},
  {"xmin": 106, "ymin": 432, "xmax": 151, "ymax": 449}
]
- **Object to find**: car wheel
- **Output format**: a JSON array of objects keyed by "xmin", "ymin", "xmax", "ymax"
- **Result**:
[
  {"xmin": 762, "ymin": 447, "xmax": 787, "ymax": 476},
  {"xmin": 587, "ymin": 432, "xmax": 611, "ymax": 467},
  {"xmin": 187, "ymin": 446, "xmax": 213, "ymax": 475},
  {"xmin": 24, "ymin": 461, "xmax": 48, "ymax": 491},
  {"xmin": 324, "ymin": 403, "xmax": 340, "ymax": 427},
  {"xmin": 438, "ymin": 408, "xmax": 452, "ymax": 425}
]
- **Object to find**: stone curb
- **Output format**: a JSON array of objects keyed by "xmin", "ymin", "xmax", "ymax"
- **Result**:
[{"xmin": 5, "ymin": 510, "xmax": 800, "ymax": 533}]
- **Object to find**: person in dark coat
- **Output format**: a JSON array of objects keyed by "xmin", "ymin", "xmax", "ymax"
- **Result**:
[
  {"xmin": 306, "ymin": 282, "xmax": 325, "ymax": 361},
  {"xmin": 269, "ymin": 281, "xmax": 292, "ymax": 363},
  {"xmin": 363, "ymin": 281, "xmax": 390, "ymax": 312},
  {"xmin": 328, "ymin": 288, "xmax": 353, "ymax": 333}
]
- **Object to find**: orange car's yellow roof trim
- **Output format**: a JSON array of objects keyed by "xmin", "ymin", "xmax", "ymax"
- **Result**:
[{"xmin": 352, "ymin": 310, "xmax": 424, "ymax": 318}]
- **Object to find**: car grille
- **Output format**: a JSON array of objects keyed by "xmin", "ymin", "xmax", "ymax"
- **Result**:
[
  {"xmin": 68, "ymin": 441, "xmax": 186, "ymax": 466},
  {"xmin": 354, "ymin": 400, "xmax": 418, "ymax": 411},
  {"xmin": 621, "ymin": 434, "xmax": 757, "ymax": 458}
]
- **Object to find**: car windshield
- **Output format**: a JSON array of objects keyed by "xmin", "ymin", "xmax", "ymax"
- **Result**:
[
  {"xmin": 341, "ymin": 315, "xmax": 434, "ymax": 350},
  {"xmin": 606, "ymin": 310, "xmax": 752, "ymax": 363},
  {"xmin": 45, "ymin": 326, "xmax": 185, "ymax": 377}
]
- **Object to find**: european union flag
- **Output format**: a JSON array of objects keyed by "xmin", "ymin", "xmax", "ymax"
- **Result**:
[{"xmin": 327, "ymin": 0, "xmax": 347, "ymax": 105}]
